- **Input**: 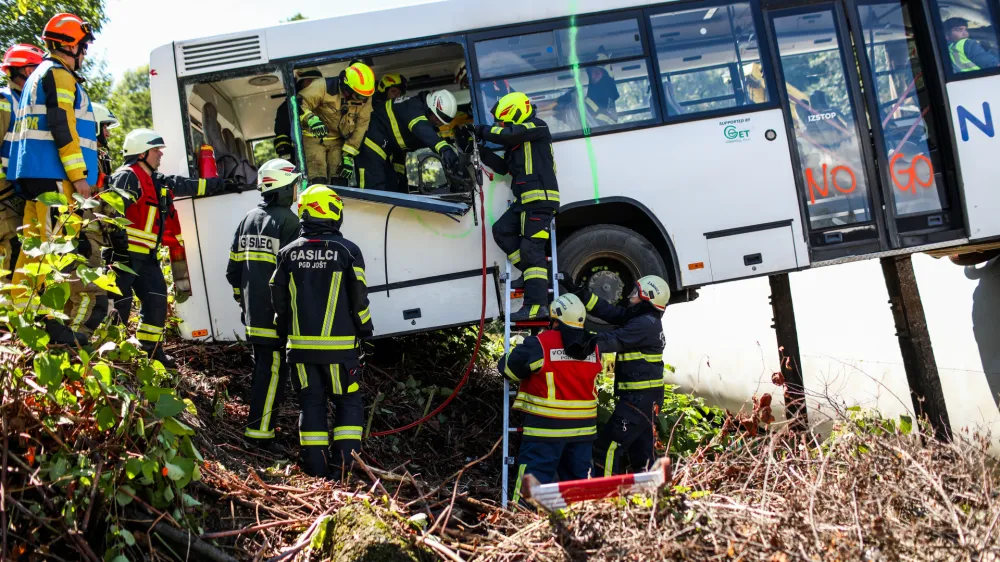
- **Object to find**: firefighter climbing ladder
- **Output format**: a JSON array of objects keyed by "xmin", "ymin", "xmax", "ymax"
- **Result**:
[{"xmin": 500, "ymin": 217, "xmax": 560, "ymax": 507}]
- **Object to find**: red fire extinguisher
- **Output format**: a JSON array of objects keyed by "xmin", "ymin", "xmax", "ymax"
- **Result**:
[{"xmin": 198, "ymin": 144, "xmax": 218, "ymax": 179}]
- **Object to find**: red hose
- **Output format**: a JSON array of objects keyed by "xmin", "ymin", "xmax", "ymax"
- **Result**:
[{"xmin": 370, "ymin": 180, "xmax": 488, "ymax": 437}]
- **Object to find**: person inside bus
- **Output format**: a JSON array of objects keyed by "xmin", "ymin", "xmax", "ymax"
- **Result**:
[
  {"xmin": 356, "ymin": 89, "xmax": 461, "ymax": 193},
  {"xmin": 944, "ymin": 17, "xmax": 999, "ymax": 72},
  {"xmin": 585, "ymin": 63, "xmax": 619, "ymax": 126},
  {"xmin": 297, "ymin": 61, "xmax": 375, "ymax": 186},
  {"xmin": 274, "ymin": 69, "xmax": 322, "ymax": 163},
  {"xmin": 477, "ymin": 92, "xmax": 560, "ymax": 322},
  {"xmin": 374, "ymin": 73, "xmax": 407, "ymax": 103}
]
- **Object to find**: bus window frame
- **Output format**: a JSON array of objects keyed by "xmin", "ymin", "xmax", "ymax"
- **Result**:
[
  {"xmin": 644, "ymin": 0, "xmax": 783, "ymax": 127},
  {"xmin": 468, "ymin": 9, "xmax": 662, "ymax": 139},
  {"xmin": 927, "ymin": 0, "xmax": 1000, "ymax": 82},
  {"xmin": 762, "ymin": 2, "xmax": 888, "ymax": 259}
]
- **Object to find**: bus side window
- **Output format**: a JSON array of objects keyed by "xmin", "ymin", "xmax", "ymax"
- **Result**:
[
  {"xmin": 649, "ymin": 3, "xmax": 769, "ymax": 118},
  {"xmin": 474, "ymin": 18, "xmax": 657, "ymax": 138},
  {"xmin": 935, "ymin": 0, "xmax": 1000, "ymax": 76}
]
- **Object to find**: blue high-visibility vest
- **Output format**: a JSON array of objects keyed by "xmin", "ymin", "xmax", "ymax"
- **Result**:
[
  {"xmin": 0, "ymin": 86, "xmax": 18, "ymax": 186},
  {"xmin": 10, "ymin": 59, "xmax": 98, "ymax": 186}
]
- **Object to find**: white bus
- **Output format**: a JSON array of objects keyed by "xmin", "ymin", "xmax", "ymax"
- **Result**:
[{"xmin": 148, "ymin": 0, "xmax": 1000, "ymax": 342}]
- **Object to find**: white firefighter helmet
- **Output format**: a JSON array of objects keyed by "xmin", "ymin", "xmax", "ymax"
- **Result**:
[
  {"xmin": 427, "ymin": 89, "xmax": 458, "ymax": 124},
  {"xmin": 92, "ymin": 102, "xmax": 119, "ymax": 129},
  {"xmin": 634, "ymin": 275, "xmax": 671, "ymax": 311},
  {"xmin": 257, "ymin": 158, "xmax": 301, "ymax": 193},
  {"xmin": 550, "ymin": 293, "xmax": 587, "ymax": 329},
  {"xmin": 122, "ymin": 128, "xmax": 166, "ymax": 158}
]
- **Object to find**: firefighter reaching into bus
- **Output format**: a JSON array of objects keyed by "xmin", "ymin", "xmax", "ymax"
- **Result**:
[
  {"xmin": 356, "ymin": 89, "xmax": 461, "ymax": 193},
  {"xmin": 108, "ymin": 128, "xmax": 233, "ymax": 367},
  {"xmin": 297, "ymin": 61, "xmax": 375, "ymax": 186},
  {"xmin": 499, "ymin": 293, "xmax": 602, "ymax": 505},
  {"xmin": 274, "ymin": 70, "xmax": 322, "ymax": 162},
  {"xmin": 477, "ymin": 91, "xmax": 560, "ymax": 322},
  {"xmin": 270, "ymin": 184, "xmax": 373, "ymax": 478},
  {"xmin": 944, "ymin": 17, "xmax": 999, "ymax": 72}
]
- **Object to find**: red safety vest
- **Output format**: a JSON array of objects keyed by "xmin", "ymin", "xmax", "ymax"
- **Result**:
[
  {"xmin": 513, "ymin": 329, "xmax": 602, "ymax": 427},
  {"xmin": 123, "ymin": 163, "xmax": 183, "ymax": 255}
]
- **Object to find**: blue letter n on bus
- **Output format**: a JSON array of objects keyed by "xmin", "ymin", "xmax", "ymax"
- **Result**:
[{"xmin": 958, "ymin": 102, "xmax": 994, "ymax": 142}]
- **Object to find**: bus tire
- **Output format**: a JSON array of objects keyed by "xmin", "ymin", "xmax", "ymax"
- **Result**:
[{"xmin": 558, "ymin": 224, "xmax": 668, "ymax": 310}]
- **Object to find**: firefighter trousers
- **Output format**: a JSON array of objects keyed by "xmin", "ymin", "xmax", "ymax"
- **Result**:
[
  {"xmin": 511, "ymin": 440, "xmax": 593, "ymax": 504},
  {"xmin": 0, "ymin": 202, "xmax": 22, "ymax": 277},
  {"xmin": 293, "ymin": 362, "xmax": 364, "ymax": 477},
  {"xmin": 356, "ymin": 141, "xmax": 402, "ymax": 193},
  {"xmin": 493, "ymin": 207, "xmax": 553, "ymax": 305},
  {"xmin": 66, "ymin": 219, "xmax": 107, "ymax": 336},
  {"xmin": 303, "ymin": 135, "xmax": 343, "ymax": 185},
  {"xmin": 592, "ymin": 388, "xmax": 663, "ymax": 476},
  {"xmin": 244, "ymin": 344, "xmax": 290, "ymax": 441},
  {"xmin": 117, "ymin": 253, "xmax": 168, "ymax": 350}
]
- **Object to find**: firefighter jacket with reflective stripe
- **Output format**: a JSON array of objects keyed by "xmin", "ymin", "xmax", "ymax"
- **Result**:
[
  {"xmin": 298, "ymin": 77, "xmax": 372, "ymax": 157},
  {"xmin": 0, "ymin": 86, "xmax": 20, "ymax": 199},
  {"xmin": 499, "ymin": 329, "xmax": 602, "ymax": 442},
  {"xmin": 273, "ymin": 99, "xmax": 293, "ymax": 160},
  {"xmin": 585, "ymin": 295, "xmax": 665, "ymax": 392},
  {"xmin": 109, "ymin": 163, "xmax": 224, "ymax": 255},
  {"xmin": 270, "ymin": 223, "xmax": 373, "ymax": 364},
  {"xmin": 10, "ymin": 58, "xmax": 98, "ymax": 186},
  {"xmin": 226, "ymin": 202, "xmax": 300, "ymax": 344},
  {"xmin": 365, "ymin": 97, "xmax": 450, "ymax": 163},
  {"xmin": 478, "ymin": 116, "xmax": 559, "ymax": 211}
]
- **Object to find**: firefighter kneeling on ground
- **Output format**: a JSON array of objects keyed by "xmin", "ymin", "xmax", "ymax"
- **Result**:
[
  {"xmin": 226, "ymin": 158, "xmax": 301, "ymax": 454},
  {"xmin": 499, "ymin": 293, "xmax": 602, "ymax": 504},
  {"xmin": 270, "ymin": 185, "xmax": 373, "ymax": 478},
  {"xmin": 356, "ymin": 89, "xmax": 461, "ymax": 193},
  {"xmin": 476, "ymin": 92, "xmax": 560, "ymax": 322},
  {"xmin": 574, "ymin": 275, "xmax": 670, "ymax": 476},
  {"xmin": 108, "ymin": 129, "xmax": 233, "ymax": 366}
]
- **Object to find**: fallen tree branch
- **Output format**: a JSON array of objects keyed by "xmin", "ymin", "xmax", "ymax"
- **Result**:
[{"xmin": 199, "ymin": 518, "xmax": 310, "ymax": 540}]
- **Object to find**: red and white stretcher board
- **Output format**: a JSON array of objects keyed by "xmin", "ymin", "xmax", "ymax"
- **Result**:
[{"xmin": 520, "ymin": 458, "xmax": 671, "ymax": 512}]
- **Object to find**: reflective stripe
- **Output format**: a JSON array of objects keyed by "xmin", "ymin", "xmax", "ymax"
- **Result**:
[
  {"xmin": 300, "ymin": 431, "xmax": 329, "ymax": 446},
  {"xmin": 513, "ymin": 400, "xmax": 597, "ymax": 419},
  {"xmin": 70, "ymin": 293, "xmax": 91, "ymax": 330},
  {"xmin": 522, "ymin": 426, "xmax": 597, "ymax": 439},
  {"xmin": 246, "ymin": 326, "xmax": 279, "ymax": 339},
  {"xmin": 233, "ymin": 287, "xmax": 241, "ymax": 295},
  {"xmin": 296, "ymin": 363, "xmax": 308, "ymax": 388},
  {"xmin": 364, "ymin": 137, "xmax": 387, "ymax": 160},
  {"xmin": 511, "ymin": 463, "xmax": 527, "ymax": 504},
  {"xmin": 524, "ymin": 141, "xmax": 533, "ymax": 174},
  {"xmin": 136, "ymin": 332, "xmax": 162, "ymax": 342},
  {"xmin": 545, "ymin": 371, "xmax": 556, "ymax": 400},
  {"xmin": 259, "ymin": 350, "xmax": 280, "ymax": 432},
  {"xmin": 320, "ymin": 272, "xmax": 342, "ymax": 336},
  {"xmin": 508, "ymin": 250, "xmax": 521, "ymax": 265},
  {"xmin": 520, "ymin": 189, "xmax": 560, "ymax": 204},
  {"xmin": 287, "ymin": 335, "xmax": 357, "ymax": 350},
  {"xmin": 343, "ymin": 144, "xmax": 359, "ymax": 156},
  {"xmin": 126, "ymin": 226, "xmax": 157, "ymax": 241},
  {"xmin": 529, "ymin": 304, "xmax": 541, "ymax": 317},
  {"xmin": 393, "ymin": 163, "xmax": 406, "ymax": 174},
  {"xmin": 524, "ymin": 267, "xmax": 547, "ymax": 281},
  {"xmin": 197, "ymin": 178, "xmax": 206, "ymax": 196},
  {"xmin": 143, "ymin": 206, "xmax": 156, "ymax": 232},
  {"xmin": 358, "ymin": 307, "xmax": 371, "ymax": 324},
  {"xmin": 229, "ymin": 250, "xmax": 277, "ymax": 264},
  {"xmin": 616, "ymin": 379, "xmax": 664, "ymax": 391},
  {"xmin": 586, "ymin": 293, "xmax": 599, "ymax": 311},
  {"xmin": 348, "ymin": 382, "xmax": 359, "ymax": 393},
  {"xmin": 289, "ymin": 276, "xmax": 300, "ymax": 336},
  {"xmin": 407, "ymin": 115, "xmax": 427, "ymax": 130},
  {"xmin": 531, "ymin": 229, "xmax": 550, "ymax": 240},
  {"xmin": 603, "ymin": 441, "xmax": 618, "ymax": 476},
  {"xmin": 514, "ymin": 392, "xmax": 597, "ymax": 410},
  {"xmin": 503, "ymin": 357, "xmax": 520, "ymax": 381},
  {"xmin": 127, "ymin": 244, "xmax": 151, "ymax": 254},
  {"xmin": 386, "ymin": 101, "xmax": 407, "ymax": 150},
  {"xmin": 139, "ymin": 323, "xmax": 164, "ymax": 334},
  {"xmin": 244, "ymin": 428, "xmax": 275, "ymax": 439},
  {"xmin": 330, "ymin": 364, "xmax": 342, "ymax": 394},
  {"xmin": 433, "ymin": 140, "xmax": 449, "ymax": 153},
  {"xmin": 353, "ymin": 266, "xmax": 366, "ymax": 285},
  {"xmin": 529, "ymin": 357, "xmax": 544, "ymax": 372},
  {"xmin": 490, "ymin": 126, "xmax": 503, "ymax": 135},
  {"xmin": 618, "ymin": 352, "xmax": 663, "ymax": 363},
  {"xmin": 333, "ymin": 425, "xmax": 362, "ymax": 441}
]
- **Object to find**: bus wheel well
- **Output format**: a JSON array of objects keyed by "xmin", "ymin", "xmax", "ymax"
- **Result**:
[{"xmin": 555, "ymin": 198, "xmax": 681, "ymax": 290}]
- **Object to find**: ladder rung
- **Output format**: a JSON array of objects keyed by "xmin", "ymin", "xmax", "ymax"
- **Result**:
[
  {"xmin": 512, "ymin": 320, "xmax": 549, "ymax": 328},
  {"xmin": 508, "ymin": 427, "xmax": 521, "ymax": 433},
  {"xmin": 508, "ymin": 289, "xmax": 554, "ymax": 296}
]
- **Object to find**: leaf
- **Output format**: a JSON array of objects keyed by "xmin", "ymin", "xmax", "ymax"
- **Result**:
[
  {"xmin": 112, "ymin": 262, "xmax": 138, "ymax": 276},
  {"xmin": 183, "ymin": 398, "xmax": 197, "ymax": 416},
  {"xmin": 115, "ymin": 485, "xmax": 135, "ymax": 506},
  {"xmin": 137, "ymin": 364, "xmax": 156, "ymax": 385},
  {"xmin": 125, "ymin": 458, "xmax": 143, "ymax": 479},
  {"xmin": 899, "ymin": 415, "xmax": 913, "ymax": 435},
  {"xmin": 76, "ymin": 265, "xmax": 100, "ymax": 285},
  {"xmin": 120, "ymin": 529, "xmax": 136, "ymax": 547},
  {"xmin": 37, "ymin": 192, "xmax": 67, "ymax": 207},
  {"xmin": 162, "ymin": 417, "xmax": 194, "ymax": 436},
  {"xmin": 50, "ymin": 456, "xmax": 68, "ymax": 480},
  {"xmin": 154, "ymin": 394, "xmax": 186, "ymax": 418},
  {"xmin": 99, "ymin": 190, "xmax": 125, "ymax": 214},
  {"xmin": 19, "ymin": 262, "xmax": 52, "ymax": 277},
  {"xmin": 163, "ymin": 462, "xmax": 186, "ymax": 481},
  {"xmin": 80, "ymin": 197, "xmax": 101, "ymax": 210},
  {"xmin": 18, "ymin": 326, "xmax": 50, "ymax": 352},
  {"xmin": 181, "ymin": 493, "xmax": 201, "ymax": 508},
  {"xmin": 97, "ymin": 341, "xmax": 117, "ymax": 356},
  {"xmin": 97, "ymin": 407, "xmax": 116, "ymax": 431},
  {"xmin": 93, "ymin": 273, "xmax": 122, "ymax": 295},
  {"xmin": 182, "ymin": 436, "xmax": 203, "ymax": 462},
  {"xmin": 34, "ymin": 352, "xmax": 65, "ymax": 386},
  {"xmin": 111, "ymin": 556, "xmax": 129, "ymax": 562},
  {"xmin": 91, "ymin": 363, "xmax": 113, "ymax": 386}
]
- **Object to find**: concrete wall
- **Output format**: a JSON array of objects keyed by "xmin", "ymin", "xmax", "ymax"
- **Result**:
[{"xmin": 663, "ymin": 253, "xmax": 1000, "ymax": 455}]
